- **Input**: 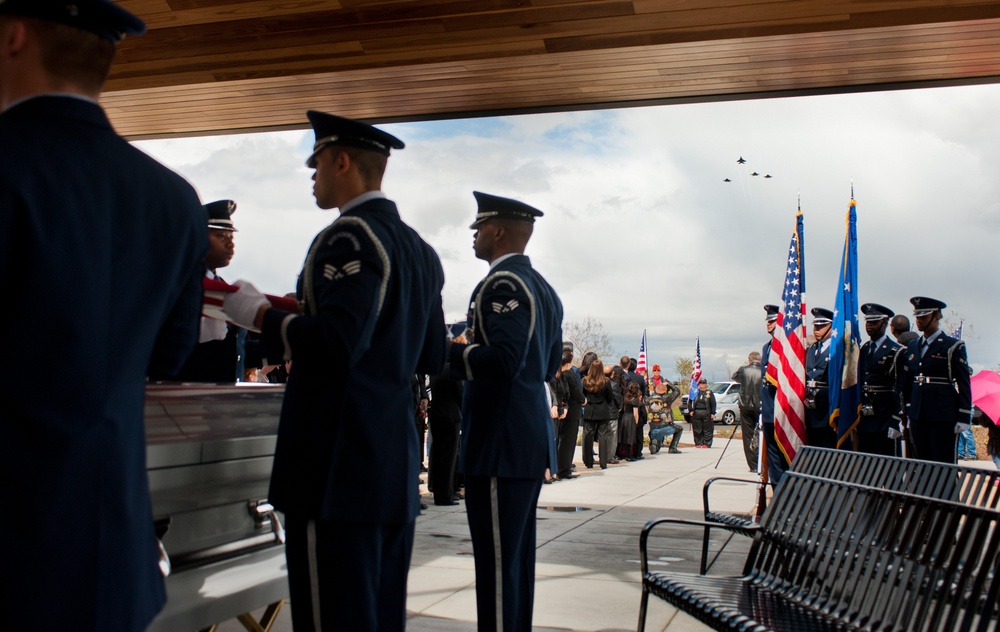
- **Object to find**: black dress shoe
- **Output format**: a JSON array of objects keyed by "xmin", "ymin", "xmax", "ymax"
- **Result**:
[
  {"xmin": 543, "ymin": 478, "xmax": 554, "ymax": 484},
  {"xmin": 559, "ymin": 474, "xmax": 579, "ymax": 480}
]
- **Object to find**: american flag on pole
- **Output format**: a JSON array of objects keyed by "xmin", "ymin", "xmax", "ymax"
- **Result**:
[
  {"xmin": 636, "ymin": 330, "xmax": 648, "ymax": 374},
  {"xmin": 950, "ymin": 322, "xmax": 964, "ymax": 339},
  {"xmin": 688, "ymin": 336, "xmax": 702, "ymax": 403},
  {"xmin": 766, "ymin": 209, "xmax": 808, "ymax": 463}
]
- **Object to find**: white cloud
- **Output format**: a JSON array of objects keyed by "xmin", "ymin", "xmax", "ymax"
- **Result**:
[{"xmin": 134, "ymin": 82, "xmax": 1000, "ymax": 379}]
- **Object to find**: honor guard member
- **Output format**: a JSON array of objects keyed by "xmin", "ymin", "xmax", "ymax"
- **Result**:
[
  {"xmin": 896, "ymin": 297, "xmax": 973, "ymax": 464},
  {"xmin": 761, "ymin": 304, "xmax": 788, "ymax": 482},
  {"xmin": 857, "ymin": 303, "xmax": 902, "ymax": 456},
  {"xmin": 449, "ymin": 192, "xmax": 563, "ymax": 632},
  {"xmin": 222, "ymin": 112, "xmax": 447, "ymax": 631},
  {"xmin": 151, "ymin": 200, "xmax": 262, "ymax": 382},
  {"xmin": 805, "ymin": 307, "xmax": 836, "ymax": 448},
  {"xmin": 0, "ymin": 2, "xmax": 206, "ymax": 630}
]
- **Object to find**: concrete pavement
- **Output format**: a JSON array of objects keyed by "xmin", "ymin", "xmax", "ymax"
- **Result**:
[{"xmin": 217, "ymin": 429, "xmax": 761, "ymax": 631}]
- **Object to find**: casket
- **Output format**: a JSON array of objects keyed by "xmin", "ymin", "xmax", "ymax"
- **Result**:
[{"xmin": 144, "ymin": 383, "xmax": 288, "ymax": 631}]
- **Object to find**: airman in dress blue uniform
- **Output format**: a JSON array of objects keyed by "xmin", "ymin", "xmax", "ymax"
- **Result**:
[
  {"xmin": 805, "ymin": 307, "xmax": 836, "ymax": 448},
  {"xmin": 896, "ymin": 297, "xmax": 972, "ymax": 464},
  {"xmin": 761, "ymin": 304, "xmax": 790, "ymax": 482},
  {"xmin": 857, "ymin": 303, "xmax": 902, "ymax": 456},
  {"xmin": 223, "ymin": 112, "xmax": 447, "ymax": 631},
  {"xmin": 0, "ymin": 3, "xmax": 206, "ymax": 630},
  {"xmin": 449, "ymin": 192, "xmax": 563, "ymax": 632},
  {"xmin": 151, "ymin": 200, "xmax": 262, "ymax": 382}
]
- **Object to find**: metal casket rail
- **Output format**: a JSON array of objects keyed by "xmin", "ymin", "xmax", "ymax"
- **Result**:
[{"xmin": 144, "ymin": 383, "xmax": 288, "ymax": 632}]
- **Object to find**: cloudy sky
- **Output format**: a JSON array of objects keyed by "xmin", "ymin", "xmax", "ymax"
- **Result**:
[{"xmin": 135, "ymin": 82, "xmax": 1000, "ymax": 381}]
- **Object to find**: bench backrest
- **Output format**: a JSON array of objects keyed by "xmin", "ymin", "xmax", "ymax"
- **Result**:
[
  {"xmin": 793, "ymin": 446, "xmax": 1000, "ymax": 509},
  {"xmin": 749, "ymin": 471, "xmax": 1000, "ymax": 631}
]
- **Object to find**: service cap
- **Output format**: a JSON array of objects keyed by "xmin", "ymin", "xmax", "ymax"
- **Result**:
[
  {"xmin": 764, "ymin": 304, "xmax": 780, "ymax": 322},
  {"xmin": 811, "ymin": 307, "xmax": 833, "ymax": 326},
  {"xmin": 860, "ymin": 302, "xmax": 893, "ymax": 322},
  {"xmin": 0, "ymin": 0, "xmax": 146, "ymax": 42},
  {"xmin": 205, "ymin": 200, "xmax": 237, "ymax": 232},
  {"xmin": 304, "ymin": 110, "xmax": 404, "ymax": 167},
  {"xmin": 910, "ymin": 296, "xmax": 946, "ymax": 317},
  {"xmin": 698, "ymin": 377, "xmax": 708, "ymax": 384},
  {"xmin": 469, "ymin": 191, "xmax": 543, "ymax": 230}
]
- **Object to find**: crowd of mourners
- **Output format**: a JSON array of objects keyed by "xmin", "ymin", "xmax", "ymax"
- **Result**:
[{"xmin": 544, "ymin": 346, "xmax": 685, "ymax": 481}]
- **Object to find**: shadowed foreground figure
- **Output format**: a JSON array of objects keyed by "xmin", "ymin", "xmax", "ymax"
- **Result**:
[{"xmin": 0, "ymin": 2, "xmax": 207, "ymax": 630}]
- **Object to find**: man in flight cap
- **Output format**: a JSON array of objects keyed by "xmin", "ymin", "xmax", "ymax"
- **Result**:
[
  {"xmin": 805, "ymin": 307, "xmax": 835, "ymax": 448},
  {"xmin": 857, "ymin": 303, "xmax": 902, "ymax": 456},
  {"xmin": 222, "ymin": 111, "xmax": 447, "ymax": 630},
  {"xmin": 0, "ymin": 2, "xmax": 206, "ymax": 630},
  {"xmin": 449, "ymin": 191, "xmax": 563, "ymax": 631},
  {"xmin": 896, "ymin": 296, "xmax": 972, "ymax": 464}
]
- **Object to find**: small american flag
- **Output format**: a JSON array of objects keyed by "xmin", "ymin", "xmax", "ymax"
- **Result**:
[
  {"xmin": 688, "ymin": 336, "xmax": 702, "ymax": 402},
  {"xmin": 636, "ymin": 330, "xmax": 648, "ymax": 374}
]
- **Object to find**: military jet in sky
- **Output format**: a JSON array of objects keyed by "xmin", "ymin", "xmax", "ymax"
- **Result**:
[
  {"xmin": 764, "ymin": 174, "xmax": 773, "ymax": 179},
  {"xmin": 723, "ymin": 178, "xmax": 732, "ymax": 182},
  {"xmin": 737, "ymin": 156, "xmax": 747, "ymax": 164},
  {"xmin": 751, "ymin": 171, "xmax": 760, "ymax": 176}
]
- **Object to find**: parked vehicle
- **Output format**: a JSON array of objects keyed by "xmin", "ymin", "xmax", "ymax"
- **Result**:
[{"xmin": 682, "ymin": 381, "xmax": 740, "ymax": 423}]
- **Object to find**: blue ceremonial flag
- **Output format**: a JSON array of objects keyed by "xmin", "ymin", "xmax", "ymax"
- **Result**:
[
  {"xmin": 688, "ymin": 336, "xmax": 702, "ymax": 402},
  {"xmin": 829, "ymin": 196, "xmax": 861, "ymax": 450}
]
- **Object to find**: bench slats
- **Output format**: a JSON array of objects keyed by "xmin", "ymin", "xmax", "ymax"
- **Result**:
[{"xmin": 643, "ymin": 449, "xmax": 1000, "ymax": 632}]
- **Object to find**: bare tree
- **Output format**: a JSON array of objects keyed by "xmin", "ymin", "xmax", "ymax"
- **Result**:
[
  {"xmin": 941, "ymin": 310, "xmax": 975, "ymax": 340},
  {"xmin": 563, "ymin": 315, "xmax": 613, "ymax": 362},
  {"xmin": 674, "ymin": 356, "xmax": 694, "ymax": 382}
]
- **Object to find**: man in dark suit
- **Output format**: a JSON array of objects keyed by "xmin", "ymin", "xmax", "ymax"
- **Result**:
[
  {"xmin": 449, "ymin": 191, "xmax": 563, "ymax": 632},
  {"xmin": 896, "ymin": 296, "xmax": 972, "ymax": 464},
  {"xmin": 804, "ymin": 307, "xmax": 836, "ymax": 448},
  {"xmin": 626, "ymin": 356, "xmax": 649, "ymax": 458},
  {"xmin": 429, "ymin": 355, "xmax": 465, "ymax": 506},
  {"xmin": 223, "ymin": 112, "xmax": 447, "ymax": 631},
  {"xmin": 857, "ymin": 303, "xmax": 902, "ymax": 456},
  {"xmin": 0, "ymin": 3, "xmax": 206, "ymax": 630},
  {"xmin": 732, "ymin": 351, "xmax": 763, "ymax": 470},
  {"xmin": 151, "ymin": 200, "xmax": 263, "ymax": 383}
]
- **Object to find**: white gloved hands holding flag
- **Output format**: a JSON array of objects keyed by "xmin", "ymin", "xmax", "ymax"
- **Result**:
[{"xmin": 223, "ymin": 280, "xmax": 270, "ymax": 331}]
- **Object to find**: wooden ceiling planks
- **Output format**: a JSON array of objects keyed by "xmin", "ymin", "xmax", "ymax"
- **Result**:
[{"xmin": 102, "ymin": 0, "xmax": 1000, "ymax": 139}]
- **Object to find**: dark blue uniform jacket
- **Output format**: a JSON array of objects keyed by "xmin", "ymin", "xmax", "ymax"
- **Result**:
[
  {"xmin": 450, "ymin": 255, "xmax": 563, "ymax": 478},
  {"xmin": 0, "ymin": 96, "xmax": 206, "ymax": 631},
  {"xmin": 262, "ymin": 198, "xmax": 446, "ymax": 524},
  {"xmin": 897, "ymin": 333, "xmax": 972, "ymax": 427},
  {"xmin": 858, "ymin": 335, "xmax": 901, "ymax": 433},
  {"xmin": 805, "ymin": 339, "xmax": 832, "ymax": 429}
]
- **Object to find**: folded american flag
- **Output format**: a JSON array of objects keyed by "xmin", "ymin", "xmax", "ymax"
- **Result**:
[{"xmin": 202, "ymin": 277, "xmax": 299, "ymax": 321}]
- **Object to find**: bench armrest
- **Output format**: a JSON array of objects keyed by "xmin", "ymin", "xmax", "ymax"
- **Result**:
[
  {"xmin": 702, "ymin": 476, "xmax": 773, "ymax": 517},
  {"xmin": 639, "ymin": 516, "xmax": 760, "ymax": 575}
]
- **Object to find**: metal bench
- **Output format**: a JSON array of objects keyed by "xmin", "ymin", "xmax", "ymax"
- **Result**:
[
  {"xmin": 641, "ymin": 466, "xmax": 1000, "ymax": 631},
  {"xmin": 699, "ymin": 447, "xmax": 1000, "ymax": 573}
]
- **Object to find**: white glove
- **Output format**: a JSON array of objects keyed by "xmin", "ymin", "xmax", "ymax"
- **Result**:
[
  {"xmin": 955, "ymin": 422, "xmax": 971, "ymax": 434},
  {"xmin": 199, "ymin": 316, "xmax": 228, "ymax": 343},
  {"xmin": 887, "ymin": 425, "xmax": 902, "ymax": 440},
  {"xmin": 223, "ymin": 280, "xmax": 269, "ymax": 331}
]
